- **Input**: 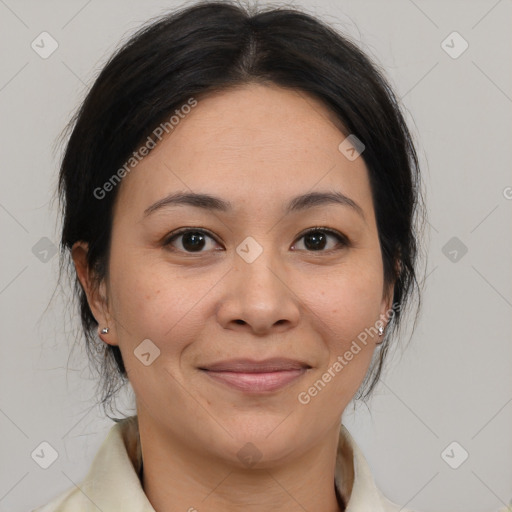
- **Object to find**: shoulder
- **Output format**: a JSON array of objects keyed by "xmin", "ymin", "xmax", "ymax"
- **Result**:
[
  {"xmin": 338, "ymin": 424, "xmax": 418, "ymax": 512},
  {"xmin": 379, "ymin": 493, "xmax": 415, "ymax": 512},
  {"xmin": 31, "ymin": 416, "xmax": 151, "ymax": 512},
  {"xmin": 31, "ymin": 486, "xmax": 77, "ymax": 512}
]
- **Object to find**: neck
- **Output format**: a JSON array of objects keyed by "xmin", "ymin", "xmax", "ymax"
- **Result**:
[{"xmin": 137, "ymin": 417, "xmax": 346, "ymax": 512}]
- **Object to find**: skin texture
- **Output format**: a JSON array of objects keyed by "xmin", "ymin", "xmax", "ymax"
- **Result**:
[{"xmin": 73, "ymin": 83, "xmax": 394, "ymax": 512}]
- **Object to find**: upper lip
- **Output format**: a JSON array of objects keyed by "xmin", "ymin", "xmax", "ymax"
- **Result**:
[{"xmin": 199, "ymin": 358, "xmax": 311, "ymax": 373}]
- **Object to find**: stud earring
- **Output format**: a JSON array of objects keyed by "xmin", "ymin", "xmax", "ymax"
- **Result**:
[
  {"xmin": 378, "ymin": 326, "xmax": 384, "ymax": 336},
  {"xmin": 100, "ymin": 327, "xmax": 110, "ymax": 335}
]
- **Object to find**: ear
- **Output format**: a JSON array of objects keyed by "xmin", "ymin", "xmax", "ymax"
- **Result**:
[
  {"xmin": 379, "ymin": 258, "xmax": 401, "ymax": 328},
  {"xmin": 380, "ymin": 280, "xmax": 394, "ymax": 322},
  {"xmin": 71, "ymin": 241, "xmax": 117, "ymax": 346}
]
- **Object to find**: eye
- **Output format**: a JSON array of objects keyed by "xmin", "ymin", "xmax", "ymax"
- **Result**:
[
  {"xmin": 292, "ymin": 227, "xmax": 349, "ymax": 252},
  {"xmin": 163, "ymin": 227, "xmax": 349, "ymax": 254},
  {"xmin": 163, "ymin": 228, "xmax": 222, "ymax": 253}
]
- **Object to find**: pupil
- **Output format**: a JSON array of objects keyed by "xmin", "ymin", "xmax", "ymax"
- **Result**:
[
  {"xmin": 305, "ymin": 231, "xmax": 326, "ymax": 251},
  {"xmin": 183, "ymin": 232, "xmax": 205, "ymax": 251}
]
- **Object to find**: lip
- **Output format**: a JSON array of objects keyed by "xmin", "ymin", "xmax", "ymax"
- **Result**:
[
  {"xmin": 199, "ymin": 358, "xmax": 311, "ymax": 393},
  {"xmin": 199, "ymin": 357, "xmax": 311, "ymax": 372}
]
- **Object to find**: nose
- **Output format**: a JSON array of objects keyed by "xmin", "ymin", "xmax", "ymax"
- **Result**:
[{"xmin": 216, "ymin": 247, "xmax": 301, "ymax": 336}]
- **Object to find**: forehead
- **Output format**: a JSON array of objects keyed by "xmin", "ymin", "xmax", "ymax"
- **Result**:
[{"xmin": 113, "ymin": 83, "xmax": 373, "ymax": 220}]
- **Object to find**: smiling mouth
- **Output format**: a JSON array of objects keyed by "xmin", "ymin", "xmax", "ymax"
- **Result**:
[{"xmin": 198, "ymin": 358, "xmax": 311, "ymax": 393}]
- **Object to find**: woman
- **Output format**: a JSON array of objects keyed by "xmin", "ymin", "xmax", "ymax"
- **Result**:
[{"xmin": 35, "ymin": 1, "xmax": 424, "ymax": 510}]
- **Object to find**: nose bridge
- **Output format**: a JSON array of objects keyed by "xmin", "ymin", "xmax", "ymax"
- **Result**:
[
  {"xmin": 216, "ymin": 234, "xmax": 300, "ymax": 333},
  {"xmin": 234, "ymin": 234, "xmax": 286, "ymax": 301}
]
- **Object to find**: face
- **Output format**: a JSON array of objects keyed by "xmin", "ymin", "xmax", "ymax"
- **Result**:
[{"xmin": 75, "ymin": 83, "xmax": 393, "ymax": 466}]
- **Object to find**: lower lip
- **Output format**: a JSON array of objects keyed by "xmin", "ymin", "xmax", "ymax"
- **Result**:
[{"xmin": 201, "ymin": 369, "xmax": 307, "ymax": 393}]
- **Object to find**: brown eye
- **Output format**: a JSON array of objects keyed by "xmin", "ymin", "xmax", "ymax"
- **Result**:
[
  {"xmin": 164, "ymin": 228, "xmax": 221, "ymax": 253},
  {"xmin": 163, "ymin": 226, "xmax": 349, "ymax": 254},
  {"xmin": 293, "ymin": 228, "xmax": 349, "ymax": 252}
]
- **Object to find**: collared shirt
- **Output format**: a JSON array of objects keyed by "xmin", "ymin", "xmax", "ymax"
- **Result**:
[{"xmin": 32, "ymin": 415, "xmax": 411, "ymax": 512}]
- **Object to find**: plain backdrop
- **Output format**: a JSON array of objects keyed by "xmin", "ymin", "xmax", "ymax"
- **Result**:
[{"xmin": 0, "ymin": 1, "xmax": 511, "ymax": 511}]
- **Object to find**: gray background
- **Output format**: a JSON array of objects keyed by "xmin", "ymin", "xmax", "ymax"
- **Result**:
[{"xmin": 0, "ymin": 0, "xmax": 511, "ymax": 511}]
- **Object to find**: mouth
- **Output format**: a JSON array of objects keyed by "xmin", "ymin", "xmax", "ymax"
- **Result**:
[{"xmin": 198, "ymin": 358, "xmax": 311, "ymax": 393}]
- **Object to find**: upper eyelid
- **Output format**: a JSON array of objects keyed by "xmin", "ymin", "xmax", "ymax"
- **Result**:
[{"xmin": 164, "ymin": 227, "xmax": 219, "ymax": 244}]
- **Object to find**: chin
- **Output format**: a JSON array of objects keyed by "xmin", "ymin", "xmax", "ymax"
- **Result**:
[{"xmin": 213, "ymin": 417, "xmax": 310, "ymax": 468}]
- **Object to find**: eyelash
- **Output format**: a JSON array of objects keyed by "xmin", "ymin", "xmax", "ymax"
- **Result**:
[{"xmin": 162, "ymin": 226, "xmax": 350, "ymax": 254}]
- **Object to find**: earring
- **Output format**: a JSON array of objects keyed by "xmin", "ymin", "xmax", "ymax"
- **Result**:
[
  {"xmin": 378, "ymin": 326, "xmax": 384, "ymax": 336},
  {"xmin": 101, "ymin": 327, "xmax": 110, "ymax": 334}
]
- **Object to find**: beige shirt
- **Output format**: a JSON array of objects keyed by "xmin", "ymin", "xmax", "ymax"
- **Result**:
[{"xmin": 32, "ymin": 415, "xmax": 411, "ymax": 512}]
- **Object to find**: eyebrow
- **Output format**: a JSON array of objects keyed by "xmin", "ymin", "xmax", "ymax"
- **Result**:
[{"xmin": 143, "ymin": 190, "xmax": 365, "ymax": 220}]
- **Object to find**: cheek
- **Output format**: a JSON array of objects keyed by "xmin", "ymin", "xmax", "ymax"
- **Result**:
[
  {"xmin": 108, "ymin": 252, "xmax": 220, "ymax": 369},
  {"xmin": 107, "ymin": 253, "xmax": 191, "ymax": 347},
  {"xmin": 294, "ymin": 269, "xmax": 383, "ymax": 413},
  {"xmin": 308, "ymin": 257, "xmax": 384, "ymax": 340},
  {"xmin": 299, "ymin": 259, "xmax": 384, "ymax": 399},
  {"xmin": 108, "ymin": 267, "xmax": 197, "ymax": 400}
]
